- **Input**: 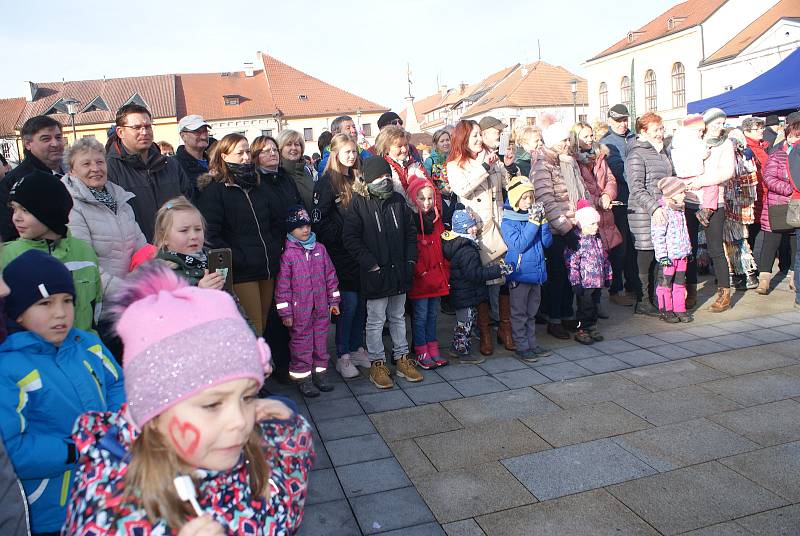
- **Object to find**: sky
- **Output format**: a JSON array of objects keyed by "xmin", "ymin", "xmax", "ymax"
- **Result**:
[{"xmin": 2, "ymin": 0, "xmax": 677, "ymax": 112}]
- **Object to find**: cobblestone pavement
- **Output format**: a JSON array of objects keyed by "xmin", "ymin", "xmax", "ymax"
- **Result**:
[{"xmin": 266, "ymin": 274, "xmax": 800, "ymax": 535}]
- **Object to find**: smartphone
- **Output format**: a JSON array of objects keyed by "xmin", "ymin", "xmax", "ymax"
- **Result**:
[
  {"xmin": 498, "ymin": 131, "xmax": 511, "ymax": 156},
  {"xmin": 207, "ymin": 248, "xmax": 233, "ymax": 292}
]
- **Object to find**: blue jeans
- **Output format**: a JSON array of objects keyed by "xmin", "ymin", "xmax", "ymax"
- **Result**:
[
  {"xmin": 796, "ymin": 234, "xmax": 800, "ymax": 304},
  {"xmin": 336, "ymin": 291, "xmax": 366, "ymax": 357},
  {"xmin": 411, "ymin": 297, "xmax": 441, "ymax": 347}
]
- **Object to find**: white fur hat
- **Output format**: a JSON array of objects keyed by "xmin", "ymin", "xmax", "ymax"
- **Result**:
[{"xmin": 542, "ymin": 122, "xmax": 570, "ymax": 148}]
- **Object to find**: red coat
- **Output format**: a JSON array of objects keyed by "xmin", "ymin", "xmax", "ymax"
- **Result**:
[
  {"xmin": 746, "ymin": 136, "xmax": 770, "ymax": 222},
  {"xmin": 407, "ymin": 176, "xmax": 450, "ymax": 299},
  {"xmin": 577, "ymin": 145, "xmax": 623, "ymax": 251}
]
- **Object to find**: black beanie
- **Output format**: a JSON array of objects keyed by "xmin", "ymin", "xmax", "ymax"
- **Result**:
[
  {"xmin": 377, "ymin": 111, "xmax": 401, "ymax": 129},
  {"xmin": 10, "ymin": 170, "xmax": 73, "ymax": 237},
  {"xmin": 765, "ymin": 115, "xmax": 779, "ymax": 127},
  {"xmin": 285, "ymin": 204, "xmax": 311, "ymax": 233},
  {"xmin": 362, "ymin": 157, "xmax": 392, "ymax": 183},
  {"xmin": 4, "ymin": 250, "xmax": 76, "ymax": 321}
]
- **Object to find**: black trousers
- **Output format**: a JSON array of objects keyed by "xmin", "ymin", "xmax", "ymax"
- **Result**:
[
  {"xmin": 687, "ymin": 204, "xmax": 729, "ymax": 287},
  {"xmin": 636, "ymin": 249, "xmax": 656, "ymax": 301},
  {"xmin": 758, "ymin": 230, "xmax": 798, "ymax": 272},
  {"xmin": 575, "ymin": 288, "xmax": 601, "ymax": 329},
  {"xmin": 610, "ymin": 205, "xmax": 637, "ymax": 294}
]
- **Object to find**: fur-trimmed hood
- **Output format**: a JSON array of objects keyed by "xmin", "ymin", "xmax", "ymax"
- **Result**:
[{"xmin": 352, "ymin": 178, "xmax": 370, "ymax": 198}]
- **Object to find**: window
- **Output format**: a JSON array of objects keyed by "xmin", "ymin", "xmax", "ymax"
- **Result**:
[
  {"xmin": 509, "ymin": 118, "xmax": 516, "ymax": 132},
  {"xmin": 261, "ymin": 129, "xmax": 273, "ymax": 137},
  {"xmin": 644, "ymin": 70, "xmax": 657, "ymax": 112},
  {"xmin": 620, "ymin": 76, "xmax": 631, "ymax": 111},
  {"xmin": 81, "ymin": 134, "xmax": 96, "ymax": 139},
  {"xmin": 223, "ymin": 95, "xmax": 239, "ymax": 106},
  {"xmin": 672, "ymin": 62, "xmax": 686, "ymax": 108},
  {"xmin": 599, "ymin": 82, "xmax": 608, "ymax": 121},
  {"xmin": 304, "ymin": 128, "xmax": 313, "ymax": 141},
  {"xmin": 579, "ymin": 114, "xmax": 587, "ymax": 123},
  {"xmin": 526, "ymin": 117, "xmax": 536, "ymax": 126},
  {"xmin": 362, "ymin": 123, "xmax": 372, "ymax": 137},
  {"xmin": 298, "ymin": 95, "xmax": 308, "ymax": 101}
]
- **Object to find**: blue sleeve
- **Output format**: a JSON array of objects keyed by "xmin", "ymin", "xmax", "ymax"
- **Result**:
[
  {"xmin": 541, "ymin": 221, "xmax": 553, "ymax": 249},
  {"xmin": 423, "ymin": 157, "xmax": 433, "ymax": 176}
]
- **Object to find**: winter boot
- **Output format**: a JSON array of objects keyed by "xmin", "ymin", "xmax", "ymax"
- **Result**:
[
  {"xmin": 756, "ymin": 272, "xmax": 771, "ymax": 295},
  {"xmin": 635, "ymin": 272, "xmax": 660, "ymax": 316},
  {"xmin": 685, "ymin": 284, "xmax": 698, "ymax": 309},
  {"xmin": 477, "ymin": 302, "xmax": 494, "ymax": 356},
  {"xmin": 496, "ymin": 294, "xmax": 516, "ymax": 351},
  {"xmin": 708, "ymin": 287, "xmax": 731, "ymax": 313},
  {"xmin": 731, "ymin": 274, "xmax": 747, "ymax": 291},
  {"xmin": 745, "ymin": 271, "xmax": 759, "ymax": 290}
]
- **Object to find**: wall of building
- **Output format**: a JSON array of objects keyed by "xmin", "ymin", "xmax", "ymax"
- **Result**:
[{"xmin": 701, "ymin": 0, "xmax": 779, "ymax": 58}]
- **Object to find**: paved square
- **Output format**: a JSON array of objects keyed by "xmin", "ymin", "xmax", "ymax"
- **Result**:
[{"xmin": 350, "ymin": 486, "xmax": 436, "ymax": 535}]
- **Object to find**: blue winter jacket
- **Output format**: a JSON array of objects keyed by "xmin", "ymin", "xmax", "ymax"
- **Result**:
[
  {"xmin": 600, "ymin": 129, "xmax": 635, "ymax": 203},
  {"xmin": 500, "ymin": 205, "xmax": 552, "ymax": 285},
  {"xmin": 0, "ymin": 328, "xmax": 124, "ymax": 532}
]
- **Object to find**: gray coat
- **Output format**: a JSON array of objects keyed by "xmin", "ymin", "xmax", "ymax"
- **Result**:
[
  {"xmin": 625, "ymin": 138, "xmax": 674, "ymax": 251},
  {"xmin": 0, "ymin": 437, "xmax": 29, "ymax": 536},
  {"xmin": 62, "ymin": 176, "xmax": 147, "ymax": 295}
]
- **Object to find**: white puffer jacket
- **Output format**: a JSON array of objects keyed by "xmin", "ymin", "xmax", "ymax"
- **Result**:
[{"xmin": 62, "ymin": 175, "xmax": 147, "ymax": 295}]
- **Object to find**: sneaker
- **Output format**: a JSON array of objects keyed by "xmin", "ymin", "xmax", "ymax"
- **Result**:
[
  {"xmin": 587, "ymin": 328, "xmax": 604, "ymax": 342},
  {"xmin": 574, "ymin": 329, "xmax": 594, "ymax": 345},
  {"xmin": 547, "ymin": 323, "xmax": 571, "ymax": 339},
  {"xmin": 296, "ymin": 376, "xmax": 320, "ymax": 398},
  {"xmin": 634, "ymin": 300, "xmax": 660, "ymax": 317},
  {"xmin": 660, "ymin": 311, "xmax": 680, "ymax": 324},
  {"xmin": 312, "ymin": 370, "xmax": 335, "ymax": 392},
  {"xmin": 432, "ymin": 356, "xmax": 450, "ymax": 367},
  {"xmin": 336, "ymin": 355, "xmax": 360, "ymax": 379},
  {"xmin": 369, "ymin": 361, "xmax": 394, "ymax": 389},
  {"xmin": 459, "ymin": 353, "xmax": 486, "ymax": 365},
  {"xmin": 609, "ymin": 292, "xmax": 635, "ymax": 306},
  {"xmin": 395, "ymin": 355, "xmax": 423, "ymax": 382},
  {"xmin": 531, "ymin": 345, "xmax": 552, "ymax": 358},
  {"xmin": 415, "ymin": 353, "xmax": 437, "ymax": 370},
  {"xmin": 350, "ymin": 348, "xmax": 371, "ymax": 368},
  {"xmin": 675, "ymin": 311, "xmax": 694, "ymax": 323},
  {"xmin": 514, "ymin": 349, "xmax": 533, "ymax": 360}
]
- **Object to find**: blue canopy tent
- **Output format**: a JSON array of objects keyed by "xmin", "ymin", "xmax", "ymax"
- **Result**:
[{"xmin": 687, "ymin": 48, "xmax": 800, "ymax": 116}]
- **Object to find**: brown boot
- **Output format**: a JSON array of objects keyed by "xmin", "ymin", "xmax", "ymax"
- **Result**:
[
  {"xmin": 708, "ymin": 287, "xmax": 731, "ymax": 313},
  {"xmin": 685, "ymin": 284, "xmax": 698, "ymax": 309},
  {"xmin": 755, "ymin": 272, "xmax": 771, "ymax": 295},
  {"xmin": 477, "ymin": 302, "xmax": 494, "ymax": 356},
  {"xmin": 496, "ymin": 294, "xmax": 516, "ymax": 351}
]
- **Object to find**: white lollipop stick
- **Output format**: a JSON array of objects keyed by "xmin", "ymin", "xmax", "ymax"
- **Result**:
[{"xmin": 173, "ymin": 475, "xmax": 203, "ymax": 516}]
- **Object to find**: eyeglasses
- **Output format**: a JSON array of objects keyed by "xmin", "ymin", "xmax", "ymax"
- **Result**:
[
  {"xmin": 121, "ymin": 124, "xmax": 153, "ymax": 132},
  {"xmin": 260, "ymin": 147, "xmax": 279, "ymax": 154},
  {"xmin": 390, "ymin": 119, "xmax": 403, "ymax": 126}
]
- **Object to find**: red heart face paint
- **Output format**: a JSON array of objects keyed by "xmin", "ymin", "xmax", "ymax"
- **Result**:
[{"xmin": 168, "ymin": 416, "xmax": 201, "ymax": 458}]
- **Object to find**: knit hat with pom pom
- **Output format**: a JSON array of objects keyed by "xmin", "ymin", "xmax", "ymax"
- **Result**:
[{"xmin": 574, "ymin": 198, "xmax": 600, "ymax": 229}]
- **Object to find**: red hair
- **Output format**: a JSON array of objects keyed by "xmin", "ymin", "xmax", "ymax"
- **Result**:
[
  {"xmin": 446, "ymin": 120, "xmax": 480, "ymax": 168},
  {"xmin": 636, "ymin": 112, "xmax": 663, "ymax": 133}
]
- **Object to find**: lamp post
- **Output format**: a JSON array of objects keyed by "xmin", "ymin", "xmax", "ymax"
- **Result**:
[
  {"xmin": 63, "ymin": 98, "xmax": 79, "ymax": 143},
  {"xmin": 569, "ymin": 80, "xmax": 578, "ymax": 124}
]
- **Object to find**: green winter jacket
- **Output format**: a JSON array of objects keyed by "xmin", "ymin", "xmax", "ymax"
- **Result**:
[{"xmin": 0, "ymin": 235, "xmax": 103, "ymax": 333}]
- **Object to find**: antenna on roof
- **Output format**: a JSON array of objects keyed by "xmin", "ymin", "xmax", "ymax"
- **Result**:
[
  {"xmin": 406, "ymin": 62, "xmax": 413, "ymax": 100},
  {"xmin": 537, "ymin": 39, "xmax": 541, "ymax": 61}
]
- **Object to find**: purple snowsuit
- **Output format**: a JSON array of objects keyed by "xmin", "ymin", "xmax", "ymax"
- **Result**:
[{"xmin": 276, "ymin": 239, "xmax": 341, "ymax": 375}]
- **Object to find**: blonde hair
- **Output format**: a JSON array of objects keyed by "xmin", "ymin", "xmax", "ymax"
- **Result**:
[
  {"xmin": 374, "ymin": 125, "xmax": 409, "ymax": 157},
  {"xmin": 515, "ymin": 126, "xmax": 542, "ymax": 150},
  {"xmin": 153, "ymin": 196, "xmax": 205, "ymax": 251},
  {"xmin": 570, "ymin": 122, "xmax": 593, "ymax": 154},
  {"xmin": 323, "ymin": 134, "xmax": 361, "ymax": 208},
  {"xmin": 593, "ymin": 121, "xmax": 610, "ymax": 141},
  {"xmin": 124, "ymin": 420, "xmax": 270, "ymax": 530},
  {"xmin": 276, "ymin": 130, "xmax": 305, "ymax": 159}
]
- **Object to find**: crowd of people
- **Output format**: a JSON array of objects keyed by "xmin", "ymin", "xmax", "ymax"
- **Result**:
[{"xmin": 0, "ymin": 98, "xmax": 798, "ymax": 534}]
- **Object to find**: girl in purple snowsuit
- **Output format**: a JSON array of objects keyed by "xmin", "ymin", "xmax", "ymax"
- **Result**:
[{"xmin": 276, "ymin": 205, "xmax": 341, "ymax": 397}]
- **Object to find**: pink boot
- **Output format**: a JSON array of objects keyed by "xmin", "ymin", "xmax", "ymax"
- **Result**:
[{"xmin": 427, "ymin": 341, "xmax": 448, "ymax": 367}]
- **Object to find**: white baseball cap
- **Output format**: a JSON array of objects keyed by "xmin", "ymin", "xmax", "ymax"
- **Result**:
[{"xmin": 178, "ymin": 114, "xmax": 211, "ymax": 132}]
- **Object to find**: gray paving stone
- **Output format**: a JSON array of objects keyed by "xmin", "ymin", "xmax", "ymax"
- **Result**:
[
  {"xmin": 397, "ymin": 367, "xmax": 445, "ymax": 387},
  {"xmin": 713, "ymin": 319, "xmax": 760, "ymax": 332},
  {"xmin": 450, "ymin": 375, "xmax": 508, "ymax": 397},
  {"xmin": 624, "ymin": 334, "xmax": 665, "ymax": 348},
  {"xmin": 306, "ymin": 396, "xmax": 364, "ymax": 421},
  {"xmin": 436, "ymin": 363, "xmax": 488, "ymax": 381},
  {"xmin": 478, "ymin": 356, "xmax": 528, "ymax": 374},
  {"xmin": 295, "ymin": 499, "xmax": 361, "ymax": 536},
  {"xmin": 306, "ymin": 468, "xmax": 345, "ymax": 505},
  {"xmin": 574, "ymin": 355, "xmax": 631, "ymax": 373},
  {"xmin": 335, "ymin": 457, "xmax": 411, "ymax": 497},
  {"xmin": 388, "ymin": 439, "xmax": 437, "ymax": 478},
  {"xmin": 313, "ymin": 441, "xmax": 332, "ymax": 470},
  {"xmin": 651, "ymin": 330, "xmax": 698, "ymax": 344},
  {"xmin": 780, "ymin": 364, "xmax": 800, "ymax": 377},
  {"xmin": 773, "ymin": 322, "xmax": 800, "ymax": 337},
  {"xmin": 554, "ymin": 345, "xmax": 604, "ymax": 360},
  {"xmin": 693, "ymin": 347, "xmax": 799, "ymax": 375},
  {"xmin": 502, "ymin": 438, "xmax": 657, "ymax": 500},
  {"xmin": 357, "ymin": 390, "xmax": 415, "ymax": 413},
  {"xmin": 442, "ymin": 388, "xmax": 560, "ymax": 426},
  {"xmin": 680, "ymin": 522, "xmax": 752, "ymax": 536},
  {"xmin": 618, "ymin": 359, "xmax": 728, "ymax": 391},
  {"xmin": 612, "ymin": 418, "xmax": 758, "ymax": 472},
  {"xmin": 350, "ymin": 486, "xmax": 436, "ymax": 535},
  {"xmin": 607, "ymin": 461, "xmax": 787, "ymax": 535},
  {"xmin": 708, "ymin": 333, "xmax": 762, "ymax": 349},
  {"xmin": 534, "ymin": 372, "xmax": 649, "ymax": 408},
  {"xmin": 380, "ymin": 522, "xmax": 447, "ymax": 536},
  {"xmin": 676, "ymin": 339, "xmax": 730, "ymax": 356},
  {"xmin": 744, "ymin": 328, "xmax": 797, "ymax": 343},
  {"xmin": 772, "ymin": 311, "xmax": 800, "ymax": 323},
  {"xmin": 301, "ymin": 381, "xmax": 353, "ymax": 403},
  {"xmin": 348, "ymin": 376, "xmax": 400, "ymax": 395},
  {"xmin": 492, "ymin": 367, "xmax": 551, "ymax": 388},
  {"xmin": 684, "ymin": 324, "xmax": 733, "ymax": 338},
  {"xmin": 743, "ymin": 314, "xmax": 792, "ymax": 328},
  {"xmin": 413, "ymin": 462, "xmax": 536, "ymax": 524},
  {"xmin": 525, "ymin": 353, "xmax": 567, "ymax": 365},
  {"xmin": 405, "ymin": 382, "xmax": 463, "ymax": 405},
  {"xmin": 702, "ymin": 370, "xmax": 800, "ymax": 405},
  {"xmin": 736, "ymin": 504, "xmax": 800, "ymax": 536},
  {"xmin": 475, "ymin": 489, "xmax": 660, "ymax": 536},
  {"xmin": 615, "ymin": 385, "xmax": 742, "ymax": 426},
  {"xmin": 649, "ymin": 343, "xmax": 699, "ymax": 360},
  {"xmin": 614, "ymin": 348, "xmax": 668, "ymax": 367},
  {"xmin": 370, "ymin": 403, "xmax": 462, "ymax": 441},
  {"xmin": 590, "ymin": 339, "xmax": 641, "ymax": 354},
  {"xmin": 708, "ymin": 399, "xmax": 800, "ymax": 446},
  {"xmin": 443, "ymin": 519, "xmax": 486, "ymax": 536},
  {"xmin": 520, "ymin": 401, "xmax": 651, "ymax": 447},
  {"xmin": 325, "ymin": 433, "xmax": 392, "ymax": 466},
  {"xmin": 720, "ymin": 441, "xmax": 800, "ymax": 501},
  {"xmin": 415, "ymin": 419, "xmax": 551, "ymax": 471},
  {"xmin": 534, "ymin": 361, "xmax": 593, "ymax": 381},
  {"xmin": 315, "ymin": 414, "xmax": 377, "ymax": 441}
]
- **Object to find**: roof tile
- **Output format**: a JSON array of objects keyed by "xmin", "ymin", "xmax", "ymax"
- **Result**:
[{"xmin": 0, "ymin": 97, "xmax": 26, "ymax": 136}]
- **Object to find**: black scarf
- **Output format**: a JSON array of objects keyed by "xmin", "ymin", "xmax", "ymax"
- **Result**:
[
  {"xmin": 420, "ymin": 209, "xmax": 436, "ymax": 235},
  {"xmin": 226, "ymin": 162, "xmax": 259, "ymax": 188},
  {"xmin": 89, "ymin": 186, "xmax": 118, "ymax": 214}
]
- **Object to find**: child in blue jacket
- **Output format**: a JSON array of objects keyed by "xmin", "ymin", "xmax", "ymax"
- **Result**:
[
  {"xmin": 501, "ymin": 177, "xmax": 553, "ymax": 362},
  {"xmin": 0, "ymin": 250, "xmax": 124, "ymax": 534}
]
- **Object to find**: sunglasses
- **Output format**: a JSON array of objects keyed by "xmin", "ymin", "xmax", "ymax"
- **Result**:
[{"xmin": 390, "ymin": 119, "xmax": 403, "ymax": 126}]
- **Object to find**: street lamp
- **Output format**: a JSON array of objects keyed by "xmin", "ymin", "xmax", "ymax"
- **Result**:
[
  {"xmin": 569, "ymin": 80, "xmax": 578, "ymax": 124},
  {"xmin": 63, "ymin": 98, "xmax": 79, "ymax": 143}
]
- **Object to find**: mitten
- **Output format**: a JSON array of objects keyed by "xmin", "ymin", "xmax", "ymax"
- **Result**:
[
  {"xmin": 499, "ymin": 260, "xmax": 514, "ymax": 276},
  {"xmin": 658, "ymin": 257, "xmax": 672, "ymax": 267}
]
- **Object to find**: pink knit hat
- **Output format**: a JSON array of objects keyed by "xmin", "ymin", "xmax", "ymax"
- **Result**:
[
  {"xmin": 111, "ymin": 264, "xmax": 271, "ymax": 428},
  {"xmin": 574, "ymin": 198, "xmax": 600, "ymax": 229}
]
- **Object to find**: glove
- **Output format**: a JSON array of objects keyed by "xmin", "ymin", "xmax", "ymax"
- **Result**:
[
  {"xmin": 531, "ymin": 202, "xmax": 545, "ymax": 221},
  {"xmin": 658, "ymin": 257, "xmax": 672, "ymax": 267},
  {"xmin": 571, "ymin": 284, "xmax": 584, "ymax": 297},
  {"xmin": 498, "ymin": 260, "xmax": 514, "ymax": 276}
]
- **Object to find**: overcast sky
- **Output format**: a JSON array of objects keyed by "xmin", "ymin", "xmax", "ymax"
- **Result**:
[{"xmin": 3, "ymin": 0, "xmax": 675, "ymax": 111}]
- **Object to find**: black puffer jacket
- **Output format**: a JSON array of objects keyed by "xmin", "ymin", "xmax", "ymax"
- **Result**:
[
  {"xmin": 625, "ymin": 138, "xmax": 674, "ymax": 251},
  {"xmin": 441, "ymin": 233, "xmax": 503, "ymax": 309},
  {"xmin": 174, "ymin": 145, "xmax": 208, "ymax": 189},
  {"xmin": 312, "ymin": 173, "xmax": 360, "ymax": 292},
  {"xmin": 195, "ymin": 173, "xmax": 281, "ymax": 283},
  {"xmin": 106, "ymin": 141, "xmax": 192, "ymax": 242},
  {"xmin": 260, "ymin": 168, "xmax": 302, "ymax": 235},
  {"xmin": 342, "ymin": 180, "xmax": 417, "ymax": 300},
  {"xmin": 0, "ymin": 150, "xmax": 62, "ymax": 241}
]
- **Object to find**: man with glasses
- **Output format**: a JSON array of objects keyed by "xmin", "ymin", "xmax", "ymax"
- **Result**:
[
  {"xmin": 175, "ymin": 114, "xmax": 211, "ymax": 185},
  {"xmin": 316, "ymin": 115, "xmax": 373, "ymax": 173},
  {"xmin": 106, "ymin": 104, "xmax": 191, "ymax": 241}
]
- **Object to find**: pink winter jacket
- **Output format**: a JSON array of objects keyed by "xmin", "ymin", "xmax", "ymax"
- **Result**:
[
  {"xmin": 760, "ymin": 143, "xmax": 795, "ymax": 232},
  {"xmin": 276, "ymin": 239, "xmax": 340, "ymax": 318},
  {"xmin": 577, "ymin": 145, "xmax": 623, "ymax": 251}
]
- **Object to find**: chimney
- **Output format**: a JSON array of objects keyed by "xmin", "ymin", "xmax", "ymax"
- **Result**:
[
  {"xmin": 459, "ymin": 82, "xmax": 467, "ymax": 94},
  {"xmin": 24, "ymin": 81, "xmax": 38, "ymax": 102},
  {"xmin": 439, "ymin": 84, "xmax": 448, "ymax": 97},
  {"xmin": 521, "ymin": 66, "xmax": 529, "ymax": 77},
  {"xmin": 244, "ymin": 62, "xmax": 254, "ymax": 77}
]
